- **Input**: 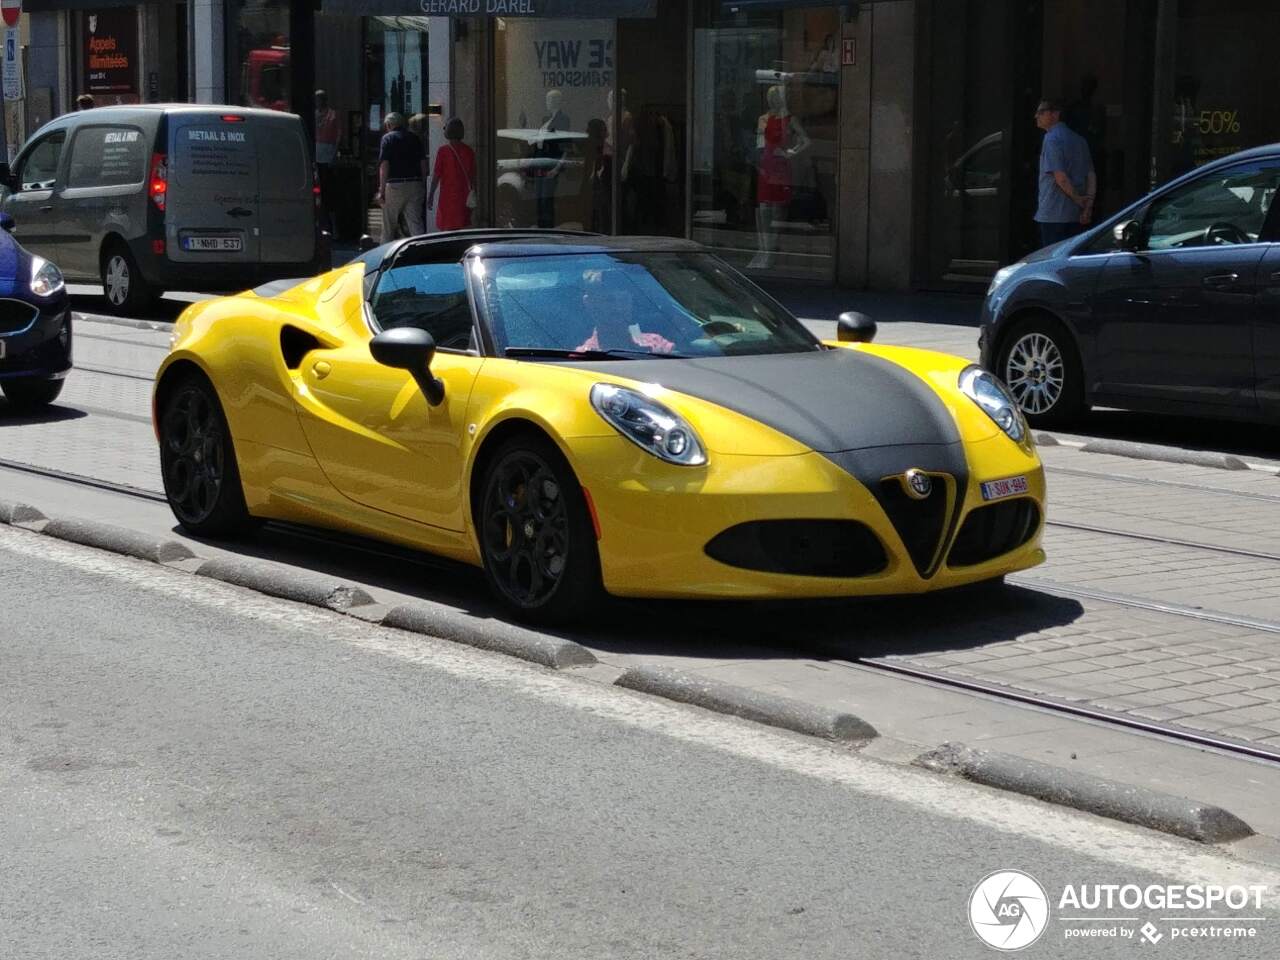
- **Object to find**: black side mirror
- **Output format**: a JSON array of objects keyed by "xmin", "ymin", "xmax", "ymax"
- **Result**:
[
  {"xmin": 837, "ymin": 311, "xmax": 877, "ymax": 344},
  {"xmin": 0, "ymin": 213, "xmax": 13, "ymax": 233},
  {"xmin": 358, "ymin": 233, "xmax": 377, "ymax": 252},
  {"xmin": 370, "ymin": 327, "xmax": 446, "ymax": 406},
  {"xmin": 0, "ymin": 163, "xmax": 12, "ymax": 192},
  {"xmin": 1113, "ymin": 219, "xmax": 1142, "ymax": 252}
]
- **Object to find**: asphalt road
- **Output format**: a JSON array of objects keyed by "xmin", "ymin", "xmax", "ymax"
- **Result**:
[{"xmin": 3, "ymin": 528, "xmax": 1279, "ymax": 959}]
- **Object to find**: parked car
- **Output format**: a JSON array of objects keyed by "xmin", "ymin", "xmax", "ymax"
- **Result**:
[
  {"xmin": 154, "ymin": 230, "xmax": 1044, "ymax": 623},
  {"xmin": 0, "ymin": 105, "xmax": 329, "ymax": 314},
  {"xmin": 980, "ymin": 144, "xmax": 1280, "ymax": 426},
  {"xmin": 0, "ymin": 212, "xmax": 71, "ymax": 409}
]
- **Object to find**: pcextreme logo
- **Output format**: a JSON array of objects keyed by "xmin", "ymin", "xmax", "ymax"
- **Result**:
[{"xmin": 969, "ymin": 870, "xmax": 1050, "ymax": 951}]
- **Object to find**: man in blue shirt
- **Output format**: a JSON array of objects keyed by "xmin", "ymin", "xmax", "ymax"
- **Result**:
[
  {"xmin": 1034, "ymin": 98, "xmax": 1096, "ymax": 248},
  {"xmin": 376, "ymin": 112, "xmax": 428, "ymax": 241}
]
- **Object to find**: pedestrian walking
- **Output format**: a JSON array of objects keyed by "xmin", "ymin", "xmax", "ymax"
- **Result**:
[
  {"xmin": 314, "ymin": 90, "xmax": 341, "ymax": 234},
  {"xmin": 376, "ymin": 112, "xmax": 428, "ymax": 241},
  {"xmin": 427, "ymin": 117, "xmax": 477, "ymax": 232},
  {"xmin": 1033, "ymin": 98, "xmax": 1096, "ymax": 248}
]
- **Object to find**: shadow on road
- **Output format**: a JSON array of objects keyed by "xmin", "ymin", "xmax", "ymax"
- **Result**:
[
  {"xmin": 70, "ymin": 291, "xmax": 199, "ymax": 325},
  {"xmin": 172, "ymin": 516, "xmax": 1085, "ymax": 663},
  {"xmin": 1060, "ymin": 408, "xmax": 1279, "ymax": 464},
  {"xmin": 0, "ymin": 402, "xmax": 89, "ymax": 425}
]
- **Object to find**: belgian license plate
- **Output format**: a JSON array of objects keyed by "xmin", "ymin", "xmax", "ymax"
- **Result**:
[
  {"xmin": 981, "ymin": 475, "xmax": 1029, "ymax": 501},
  {"xmin": 183, "ymin": 235, "xmax": 242, "ymax": 252}
]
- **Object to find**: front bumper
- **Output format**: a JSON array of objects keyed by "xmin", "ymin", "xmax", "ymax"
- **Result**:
[
  {"xmin": 0, "ymin": 299, "xmax": 72, "ymax": 381},
  {"xmin": 573, "ymin": 434, "xmax": 1045, "ymax": 600}
]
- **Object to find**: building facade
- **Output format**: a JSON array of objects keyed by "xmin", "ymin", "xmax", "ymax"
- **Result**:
[{"xmin": 8, "ymin": 0, "xmax": 1280, "ymax": 292}]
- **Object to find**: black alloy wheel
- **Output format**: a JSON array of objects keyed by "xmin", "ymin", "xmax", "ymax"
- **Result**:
[
  {"xmin": 159, "ymin": 374, "xmax": 253, "ymax": 536},
  {"xmin": 478, "ymin": 436, "xmax": 602, "ymax": 623},
  {"xmin": 1, "ymin": 377, "xmax": 64, "ymax": 409}
]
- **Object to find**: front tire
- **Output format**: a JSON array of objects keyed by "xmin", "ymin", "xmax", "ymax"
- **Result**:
[
  {"xmin": 158, "ymin": 373, "xmax": 254, "ymax": 537},
  {"xmin": 1, "ymin": 377, "xmax": 63, "ymax": 409},
  {"xmin": 101, "ymin": 243, "xmax": 156, "ymax": 315},
  {"xmin": 996, "ymin": 315, "xmax": 1086, "ymax": 427},
  {"xmin": 477, "ymin": 435, "xmax": 603, "ymax": 624}
]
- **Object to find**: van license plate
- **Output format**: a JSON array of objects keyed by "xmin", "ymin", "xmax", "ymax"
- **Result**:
[
  {"xmin": 183, "ymin": 236, "xmax": 242, "ymax": 252},
  {"xmin": 981, "ymin": 475, "xmax": 1029, "ymax": 501}
]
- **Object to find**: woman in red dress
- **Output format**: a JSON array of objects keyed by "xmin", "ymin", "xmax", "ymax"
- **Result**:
[{"xmin": 427, "ymin": 117, "xmax": 478, "ymax": 232}]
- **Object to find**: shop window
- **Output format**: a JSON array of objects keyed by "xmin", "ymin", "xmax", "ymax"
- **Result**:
[
  {"xmin": 229, "ymin": 0, "xmax": 291, "ymax": 111},
  {"xmin": 690, "ymin": 4, "xmax": 840, "ymax": 282},
  {"xmin": 493, "ymin": 16, "xmax": 616, "ymax": 233}
]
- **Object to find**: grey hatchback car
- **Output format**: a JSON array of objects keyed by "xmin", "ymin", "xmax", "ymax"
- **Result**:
[
  {"xmin": 0, "ymin": 105, "xmax": 329, "ymax": 314},
  {"xmin": 980, "ymin": 144, "xmax": 1280, "ymax": 427}
]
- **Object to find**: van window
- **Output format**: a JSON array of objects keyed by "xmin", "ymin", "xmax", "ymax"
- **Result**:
[
  {"xmin": 257, "ymin": 122, "xmax": 309, "ymax": 195},
  {"xmin": 17, "ymin": 132, "xmax": 65, "ymax": 190},
  {"xmin": 172, "ymin": 121, "xmax": 255, "ymax": 186},
  {"xmin": 67, "ymin": 125, "xmax": 147, "ymax": 189}
]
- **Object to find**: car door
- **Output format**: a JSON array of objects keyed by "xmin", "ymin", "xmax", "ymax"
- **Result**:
[
  {"xmin": 1254, "ymin": 242, "xmax": 1280, "ymax": 421},
  {"xmin": 166, "ymin": 112, "xmax": 262, "ymax": 265},
  {"xmin": 1, "ymin": 130, "xmax": 67, "ymax": 263},
  {"xmin": 58, "ymin": 122, "xmax": 148, "ymax": 279},
  {"xmin": 252, "ymin": 113, "xmax": 315, "ymax": 265},
  {"xmin": 291, "ymin": 258, "xmax": 482, "ymax": 531},
  {"xmin": 1091, "ymin": 157, "xmax": 1280, "ymax": 409}
]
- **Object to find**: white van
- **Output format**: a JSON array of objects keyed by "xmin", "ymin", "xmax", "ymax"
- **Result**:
[{"xmin": 0, "ymin": 105, "xmax": 330, "ymax": 313}]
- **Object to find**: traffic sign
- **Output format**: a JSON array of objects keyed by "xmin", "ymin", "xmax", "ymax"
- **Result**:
[{"xmin": 1, "ymin": 0, "xmax": 20, "ymax": 29}]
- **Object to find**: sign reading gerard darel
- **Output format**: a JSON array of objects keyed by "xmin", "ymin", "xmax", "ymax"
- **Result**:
[{"xmin": 321, "ymin": 0, "xmax": 656, "ymax": 16}]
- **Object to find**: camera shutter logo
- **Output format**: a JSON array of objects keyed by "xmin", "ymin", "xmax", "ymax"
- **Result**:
[{"xmin": 969, "ymin": 870, "xmax": 1049, "ymax": 951}]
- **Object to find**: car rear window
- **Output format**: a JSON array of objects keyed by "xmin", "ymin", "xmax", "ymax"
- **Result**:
[{"xmin": 66, "ymin": 125, "xmax": 147, "ymax": 189}]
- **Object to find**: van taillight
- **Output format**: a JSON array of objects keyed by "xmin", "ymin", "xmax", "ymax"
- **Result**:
[
  {"xmin": 149, "ymin": 153, "xmax": 168, "ymax": 212},
  {"xmin": 221, "ymin": 114, "xmax": 246, "ymax": 122}
]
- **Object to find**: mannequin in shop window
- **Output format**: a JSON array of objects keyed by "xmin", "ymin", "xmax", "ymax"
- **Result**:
[{"xmin": 749, "ymin": 85, "xmax": 810, "ymax": 270}]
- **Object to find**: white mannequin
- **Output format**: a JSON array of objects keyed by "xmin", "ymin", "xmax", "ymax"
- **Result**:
[{"xmin": 749, "ymin": 85, "xmax": 811, "ymax": 270}]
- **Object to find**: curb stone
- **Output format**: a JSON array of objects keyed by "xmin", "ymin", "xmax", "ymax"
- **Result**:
[
  {"xmin": 41, "ymin": 517, "xmax": 195, "ymax": 564},
  {"xmin": 915, "ymin": 741, "xmax": 1254, "ymax": 844},
  {"xmin": 616, "ymin": 665, "xmax": 878, "ymax": 743},
  {"xmin": 382, "ymin": 603, "xmax": 597, "ymax": 670},
  {"xmin": 1078, "ymin": 438, "xmax": 1249, "ymax": 471},
  {"xmin": 1033, "ymin": 432, "xmax": 1060, "ymax": 446},
  {"xmin": 74, "ymin": 311, "xmax": 175, "ymax": 332},
  {"xmin": 195, "ymin": 557, "xmax": 375, "ymax": 612},
  {"xmin": 0, "ymin": 500, "xmax": 47, "ymax": 526}
]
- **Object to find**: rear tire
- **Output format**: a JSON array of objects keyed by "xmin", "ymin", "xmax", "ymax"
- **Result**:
[
  {"xmin": 101, "ymin": 242, "xmax": 156, "ymax": 316},
  {"xmin": 476, "ymin": 434, "xmax": 603, "ymax": 624},
  {"xmin": 158, "ymin": 372, "xmax": 254, "ymax": 537},
  {"xmin": 1, "ymin": 377, "xmax": 63, "ymax": 409},
  {"xmin": 996, "ymin": 315, "xmax": 1086, "ymax": 427}
]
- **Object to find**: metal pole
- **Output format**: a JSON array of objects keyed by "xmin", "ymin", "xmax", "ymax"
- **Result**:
[{"xmin": 1149, "ymin": 0, "xmax": 1176, "ymax": 190}]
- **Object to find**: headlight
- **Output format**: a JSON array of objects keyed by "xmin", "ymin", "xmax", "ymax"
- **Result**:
[
  {"xmin": 590, "ymin": 383, "xmax": 707, "ymax": 466},
  {"xmin": 959, "ymin": 365, "xmax": 1026, "ymax": 443},
  {"xmin": 986, "ymin": 262, "xmax": 1024, "ymax": 296},
  {"xmin": 30, "ymin": 256, "xmax": 65, "ymax": 298}
]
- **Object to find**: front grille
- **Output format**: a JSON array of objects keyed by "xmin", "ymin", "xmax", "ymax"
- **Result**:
[
  {"xmin": 874, "ymin": 476, "xmax": 953, "ymax": 578},
  {"xmin": 948, "ymin": 499, "xmax": 1041, "ymax": 567},
  {"xmin": 705, "ymin": 520, "xmax": 888, "ymax": 578},
  {"xmin": 0, "ymin": 298, "xmax": 39, "ymax": 335}
]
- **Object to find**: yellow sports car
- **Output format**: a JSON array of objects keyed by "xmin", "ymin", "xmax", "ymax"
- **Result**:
[{"xmin": 154, "ymin": 232, "xmax": 1045, "ymax": 622}]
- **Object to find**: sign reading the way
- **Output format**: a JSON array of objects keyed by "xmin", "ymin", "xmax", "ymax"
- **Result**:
[{"xmin": 322, "ymin": 0, "xmax": 656, "ymax": 16}]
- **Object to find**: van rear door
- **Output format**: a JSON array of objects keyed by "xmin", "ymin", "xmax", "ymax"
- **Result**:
[
  {"xmin": 252, "ymin": 113, "xmax": 316, "ymax": 265},
  {"xmin": 166, "ymin": 112, "xmax": 261, "ymax": 264}
]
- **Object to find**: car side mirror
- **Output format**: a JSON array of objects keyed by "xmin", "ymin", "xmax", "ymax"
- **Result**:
[
  {"xmin": 358, "ymin": 233, "xmax": 377, "ymax": 252},
  {"xmin": 0, "ymin": 213, "xmax": 13, "ymax": 233},
  {"xmin": 370, "ymin": 327, "xmax": 446, "ymax": 406},
  {"xmin": 1113, "ymin": 219, "xmax": 1142, "ymax": 252},
  {"xmin": 837, "ymin": 311, "xmax": 877, "ymax": 344}
]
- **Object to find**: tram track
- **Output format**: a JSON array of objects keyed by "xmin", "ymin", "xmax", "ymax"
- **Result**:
[{"xmin": 3, "ymin": 455, "xmax": 1279, "ymax": 767}]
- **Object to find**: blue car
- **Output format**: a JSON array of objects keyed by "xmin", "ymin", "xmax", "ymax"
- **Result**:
[
  {"xmin": 0, "ymin": 212, "xmax": 71, "ymax": 409},
  {"xmin": 980, "ymin": 144, "xmax": 1280, "ymax": 427}
]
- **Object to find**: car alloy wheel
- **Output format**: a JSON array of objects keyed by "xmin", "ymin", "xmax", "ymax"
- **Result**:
[
  {"xmin": 1004, "ymin": 331, "xmax": 1065, "ymax": 416},
  {"xmin": 481, "ymin": 449, "xmax": 571, "ymax": 608},
  {"xmin": 105, "ymin": 254, "xmax": 131, "ymax": 307},
  {"xmin": 161, "ymin": 382, "xmax": 227, "ymax": 525}
]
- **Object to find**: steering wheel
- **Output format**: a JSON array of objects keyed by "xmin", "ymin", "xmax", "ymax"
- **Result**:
[
  {"xmin": 701, "ymin": 320, "xmax": 741, "ymax": 337},
  {"xmin": 1203, "ymin": 221, "xmax": 1251, "ymax": 246}
]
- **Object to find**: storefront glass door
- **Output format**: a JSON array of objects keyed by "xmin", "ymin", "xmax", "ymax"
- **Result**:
[
  {"xmin": 493, "ymin": 16, "xmax": 616, "ymax": 231},
  {"xmin": 690, "ymin": 3, "xmax": 840, "ymax": 281}
]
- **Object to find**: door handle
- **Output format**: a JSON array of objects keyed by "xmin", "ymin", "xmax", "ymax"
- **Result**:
[
  {"xmin": 39, "ymin": 204, "xmax": 52, "ymax": 212},
  {"xmin": 1202, "ymin": 272, "xmax": 1240, "ymax": 288},
  {"xmin": 311, "ymin": 360, "xmax": 331, "ymax": 379},
  {"xmin": 1270, "ymin": 271, "xmax": 1280, "ymax": 282},
  {"xmin": 227, "ymin": 207, "xmax": 254, "ymax": 218}
]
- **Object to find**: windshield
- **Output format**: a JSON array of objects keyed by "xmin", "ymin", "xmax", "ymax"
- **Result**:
[{"xmin": 476, "ymin": 251, "xmax": 821, "ymax": 359}]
